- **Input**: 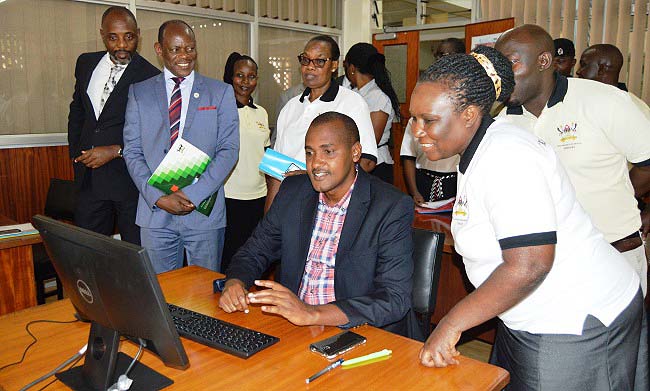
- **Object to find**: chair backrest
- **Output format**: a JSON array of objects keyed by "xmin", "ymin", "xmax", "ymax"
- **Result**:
[
  {"xmin": 44, "ymin": 179, "xmax": 76, "ymax": 221},
  {"xmin": 411, "ymin": 228, "xmax": 444, "ymax": 337}
]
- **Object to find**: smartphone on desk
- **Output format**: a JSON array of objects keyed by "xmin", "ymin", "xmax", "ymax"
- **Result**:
[{"xmin": 310, "ymin": 331, "xmax": 366, "ymax": 360}]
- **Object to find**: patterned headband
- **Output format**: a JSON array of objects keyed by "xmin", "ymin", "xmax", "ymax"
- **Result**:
[{"xmin": 470, "ymin": 52, "xmax": 502, "ymax": 100}]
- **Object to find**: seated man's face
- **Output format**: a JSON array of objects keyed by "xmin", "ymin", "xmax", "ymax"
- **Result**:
[{"xmin": 305, "ymin": 120, "xmax": 361, "ymax": 203}]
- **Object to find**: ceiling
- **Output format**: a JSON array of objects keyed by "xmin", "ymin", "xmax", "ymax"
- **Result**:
[{"xmin": 380, "ymin": 0, "xmax": 472, "ymax": 27}]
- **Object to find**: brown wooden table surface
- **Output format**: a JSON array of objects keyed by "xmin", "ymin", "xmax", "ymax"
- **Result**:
[
  {"xmin": 0, "ymin": 266, "xmax": 509, "ymax": 390},
  {"xmin": 0, "ymin": 216, "xmax": 42, "ymax": 315}
]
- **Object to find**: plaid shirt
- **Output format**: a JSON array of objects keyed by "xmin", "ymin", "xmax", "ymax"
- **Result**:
[{"xmin": 298, "ymin": 176, "xmax": 357, "ymax": 305}]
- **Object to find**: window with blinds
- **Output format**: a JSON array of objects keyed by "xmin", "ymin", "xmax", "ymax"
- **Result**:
[
  {"xmin": 478, "ymin": 0, "xmax": 650, "ymax": 104},
  {"xmin": 153, "ymin": 0, "xmax": 339, "ymax": 28}
]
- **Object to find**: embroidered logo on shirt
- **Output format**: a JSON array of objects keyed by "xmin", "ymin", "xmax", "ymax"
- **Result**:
[
  {"xmin": 556, "ymin": 122, "xmax": 578, "ymax": 142},
  {"xmin": 256, "ymin": 121, "xmax": 266, "ymax": 130},
  {"xmin": 453, "ymin": 195, "xmax": 469, "ymax": 223}
]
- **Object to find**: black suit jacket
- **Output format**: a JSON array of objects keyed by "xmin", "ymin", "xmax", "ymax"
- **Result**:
[
  {"xmin": 227, "ymin": 169, "xmax": 414, "ymax": 331},
  {"xmin": 68, "ymin": 51, "xmax": 160, "ymax": 201}
]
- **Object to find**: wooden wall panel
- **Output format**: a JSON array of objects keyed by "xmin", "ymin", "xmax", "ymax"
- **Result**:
[
  {"xmin": 0, "ymin": 146, "xmax": 73, "ymax": 224},
  {"xmin": 0, "ymin": 245, "xmax": 37, "ymax": 315}
]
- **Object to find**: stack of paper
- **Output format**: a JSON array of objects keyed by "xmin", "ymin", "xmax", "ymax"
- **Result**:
[
  {"xmin": 0, "ymin": 223, "xmax": 39, "ymax": 239},
  {"xmin": 148, "ymin": 137, "xmax": 216, "ymax": 216},
  {"xmin": 415, "ymin": 197, "xmax": 455, "ymax": 214},
  {"xmin": 258, "ymin": 149, "xmax": 306, "ymax": 181}
]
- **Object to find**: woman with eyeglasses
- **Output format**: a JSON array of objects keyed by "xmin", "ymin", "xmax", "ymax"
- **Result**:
[
  {"xmin": 412, "ymin": 45, "xmax": 645, "ymax": 389},
  {"xmin": 344, "ymin": 42, "xmax": 400, "ymax": 184},
  {"xmin": 267, "ymin": 35, "xmax": 378, "ymax": 210},
  {"xmin": 220, "ymin": 52, "xmax": 271, "ymax": 272}
]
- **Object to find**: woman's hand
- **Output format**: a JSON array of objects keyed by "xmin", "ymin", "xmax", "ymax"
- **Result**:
[{"xmin": 419, "ymin": 320, "xmax": 462, "ymax": 367}]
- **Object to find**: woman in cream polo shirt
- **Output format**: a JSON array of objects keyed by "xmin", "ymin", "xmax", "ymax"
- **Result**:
[
  {"xmin": 410, "ymin": 46, "xmax": 646, "ymax": 390},
  {"xmin": 221, "ymin": 52, "xmax": 271, "ymax": 272}
]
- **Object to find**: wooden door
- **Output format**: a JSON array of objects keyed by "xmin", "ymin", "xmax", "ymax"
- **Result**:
[{"xmin": 372, "ymin": 31, "xmax": 419, "ymax": 193}]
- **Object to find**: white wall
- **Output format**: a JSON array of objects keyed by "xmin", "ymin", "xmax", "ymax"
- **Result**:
[{"xmin": 342, "ymin": 0, "xmax": 372, "ymax": 56}]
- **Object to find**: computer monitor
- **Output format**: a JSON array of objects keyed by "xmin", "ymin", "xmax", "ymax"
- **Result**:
[{"xmin": 32, "ymin": 215, "xmax": 189, "ymax": 391}]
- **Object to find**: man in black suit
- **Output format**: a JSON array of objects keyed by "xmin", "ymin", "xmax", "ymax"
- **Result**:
[
  {"xmin": 220, "ymin": 112, "xmax": 414, "ymax": 335},
  {"xmin": 68, "ymin": 6, "xmax": 160, "ymax": 245}
]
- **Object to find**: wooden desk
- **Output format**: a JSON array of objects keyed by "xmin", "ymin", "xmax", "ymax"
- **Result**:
[
  {"xmin": 413, "ymin": 212, "xmax": 496, "ymax": 342},
  {"xmin": 0, "ymin": 217, "xmax": 41, "ymax": 315},
  {"xmin": 0, "ymin": 266, "xmax": 508, "ymax": 390}
]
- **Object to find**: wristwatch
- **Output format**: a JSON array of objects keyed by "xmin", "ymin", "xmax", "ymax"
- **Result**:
[{"xmin": 117, "ymin": 147, "xmax": 123, "ymax": 158}]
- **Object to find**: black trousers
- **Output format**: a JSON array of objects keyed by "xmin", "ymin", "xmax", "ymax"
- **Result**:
[
  {"xmin": 74, "ymin": 187, "xmax": 140, "ymax": 245},
  {"xmin": 222, "ymin": 196, "xmax": 266, "ymax": 273}
]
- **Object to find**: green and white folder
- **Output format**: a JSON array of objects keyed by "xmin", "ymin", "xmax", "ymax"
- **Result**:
[{"xmin": 147, "ymin": 137, "xmax": 216, "ymax": 216}]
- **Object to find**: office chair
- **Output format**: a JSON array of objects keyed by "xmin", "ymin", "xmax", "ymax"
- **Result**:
[
  {"xmin": 33, "ymin": 178, "xmax": 76, "ymax": 304},
  {"xmin": 411, "ymin": 228, "xmax": 444, "ymax": 340}
]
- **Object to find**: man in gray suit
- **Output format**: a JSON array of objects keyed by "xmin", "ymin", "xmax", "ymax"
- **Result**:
[{"xmin": 123, "ymin": 20, "xmax": 239, "ymax": 273}]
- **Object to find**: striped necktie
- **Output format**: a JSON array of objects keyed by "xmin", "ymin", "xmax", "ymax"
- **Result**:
[
  {"xmin": 169, "ymin": 77, "xmax": 184, "ymax": 146},
  {"xmin": 99, "ymin": 64, "xmax": 123, "ymax": 113}
]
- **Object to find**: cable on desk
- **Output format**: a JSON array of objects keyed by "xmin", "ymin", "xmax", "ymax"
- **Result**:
[
  {"xmin": 0, "ymin": 319, "xmax": 79, "ymax": 372},
  {"xmin": 19, "ymin": 344, "xmax": 87, "ymax": 391}
]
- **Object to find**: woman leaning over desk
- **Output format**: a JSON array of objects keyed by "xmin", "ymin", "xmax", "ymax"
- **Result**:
[
  {"xmin": 221, "ymin": 52, "xmax": 271, "ymax": 273},
  {"xmin": 411, "ymin": 45, "xmax": 646, "ymax": 390}
]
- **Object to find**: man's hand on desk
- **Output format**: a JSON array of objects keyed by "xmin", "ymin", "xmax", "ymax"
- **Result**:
[
  {"xmin": 247, "ymin": 280, "xmax": 317, "ymax": 326},
  {"xmin": 219, "ymin": 279, "xmax": 250, "ymax": 313},
  {"xmin": 155, "ymin": 191, "xmax": 195, "ymax": 215},
  {"xmin": 419, "ymin": 319, "xmax": 462, "ymax": 368},
  {"xmin": 74, "ymin": 145, "xmax": 120, "ymax": 168}
]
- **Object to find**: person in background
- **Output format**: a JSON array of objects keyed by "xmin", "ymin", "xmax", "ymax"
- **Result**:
[
  {"xmin": 400, "ymin": 121, "xmax": 458, "ymax": 204},
  {"xmin": 413, "ymin": 44, "xmax": 646, "ymax": 390},
  {"xmin": 433, "ymin": 37, "xmax": 466, "ymax": 60},
  {"xmin": 68, "ymin": 6, "xmax": 160, "ymax": 245},
  {"xmin": 553, "ymin": 38, "xmax": 576, "ymax": 77},
  {"xmin": 123, "ymin": 20, "xmax": 239, "ymax": 273},
  {"xmin": 272, "ymin": 81, "xmax": 305, "ymax": 146},
  {"xmin": 496, "ymin": 24, "xmax": 650, "ymax": 295},
  {"xmin": 344, "ymin": 42, "xmax": 401, "ymax": 184},
  {"xmin": 268, "ymin": 35, "xmax": 378, "ymax": 210},
  {"xmin": 220, "ymin": 52, "xmax": 271, "ymax": 273},
  {"xmin": 576, "ymin": 43, "xmax": 627, "ymax": 90}
]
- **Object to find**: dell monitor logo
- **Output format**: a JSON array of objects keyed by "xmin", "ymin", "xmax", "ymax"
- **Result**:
[{"xmin": 77, "ymin": 279, "xmax": 94, "ymax": 304}]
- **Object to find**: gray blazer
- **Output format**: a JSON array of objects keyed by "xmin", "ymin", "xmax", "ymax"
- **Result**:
[{"xmin": 123, "ymin": 72, "xmax": 239, "ymax": 230}]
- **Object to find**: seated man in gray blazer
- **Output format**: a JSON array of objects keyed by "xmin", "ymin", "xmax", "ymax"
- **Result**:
[
  {"xmin": 123, "ymin": 20, "xmax": 239, "ymax": 273},
  {"xmin": 220, "ymin": 112, "xmax": 414, "ymax": 334}
]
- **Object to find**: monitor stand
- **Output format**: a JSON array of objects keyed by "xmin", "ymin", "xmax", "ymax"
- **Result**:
[{"xmin": 55, "ymin": 322, "xmax": 174, "ymax": 391}]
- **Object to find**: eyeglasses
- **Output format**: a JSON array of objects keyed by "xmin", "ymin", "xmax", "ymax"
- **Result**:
[{"xmin": 297, "ymin": 54, "xmax": 331, "ymax": 68}]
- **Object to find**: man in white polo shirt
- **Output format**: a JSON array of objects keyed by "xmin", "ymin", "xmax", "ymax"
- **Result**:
[{"xmin": 496, "ymin": 25, "xmax": 650, "ymax": 296}]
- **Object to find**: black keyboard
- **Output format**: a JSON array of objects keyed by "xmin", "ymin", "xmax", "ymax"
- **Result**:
[{"xmin": 167, "ymin": 303, "xmax": 279, "ymax": 359}]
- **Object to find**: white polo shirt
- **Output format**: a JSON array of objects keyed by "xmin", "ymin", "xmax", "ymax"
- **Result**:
[
  {"xmin": 275, "ymin": 82, "xmax": 378, "ymax": 163},
  {"xmin": 400, "ymin": 121, "xmax": 459, "ymax": 172},
  {"xmin": 452, "ymin": 117, "xmax": 639, "ymax": 335},
  {"xmin": 224, "ymin": 99, "xmax": 270, "ymax": 200},
  {"xmin": 354, "ymin": 79, "xmax": 394, "ymax": 166},
  {"xmin": 499, "ymin": 75, "xmax": 650, "ymax": 243}
]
